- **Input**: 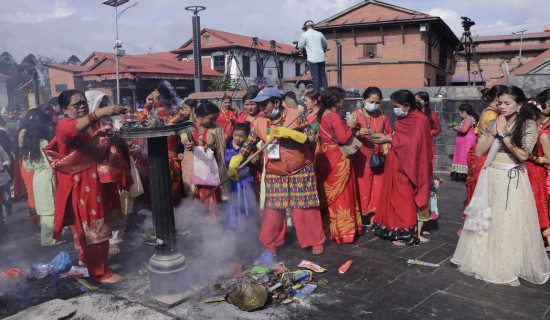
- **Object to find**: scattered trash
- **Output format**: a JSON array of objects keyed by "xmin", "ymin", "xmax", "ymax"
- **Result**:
[
  {"xmin": 293, "ymin": 283, "xmax": 317, "ymax": 301},
  {"xmin": 138, "ymin": 268, "xmax": 148, "ymax": 275},
  {"xmin": 407, "ymin": 259, "xmax": 440, "ymax": 268},
  {"xmin": 270, "ymin": 263, "xmax": 288, "ymax": 274},
  {"xmin": 253, "ymin": 252, "xmax": 274, "ymax": 266},
  {"xmin": 49, "ymin": 252, "xmax": 72, "ymax": 276},
  {"xmin": 62, "ymin": 266, "xmax": 89, "ymax": 278},
  {"xmin": 250, "ymin": 266, "xmax": 270, "ymax": 275},
  {"xmin": 268, "ymin": 282, "xmax": 282, "ymax": 292},
  {"xmin": 29, "ymin": 264, "xmax": 53, "ymax": 279},
  {"xmin": 317, "ymin": 279, "xmax": 329, "ymax": 286},
  {"xmin": 338, "ymin": 260, "xmax": 354, "ymax": 274},
  {"xmin": 1, "ymin": 268, "xmax": 28, "ymax": 283},
  {"xmin": 77, "ymin": 279, "xmax": 98, "ymax": 291},
  {"xmin": 297, "ymin": 260, "xmax": 327, "ymax": 273},
  {"xmin": 204, "ymin": 294, "xmax": 226, "ymax": 303},
  {"xmin": 226, "ymin": 283, "xmax": 268, "ymax": 311}
]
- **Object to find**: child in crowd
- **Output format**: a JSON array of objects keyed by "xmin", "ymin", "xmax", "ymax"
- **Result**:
[{"xmin": 224, "ymin": 123, "xmax": 257, "ymax": 228}]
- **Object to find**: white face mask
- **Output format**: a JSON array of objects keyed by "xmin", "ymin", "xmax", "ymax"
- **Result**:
[
  {"xmin": 364, "ymin": 103, "xmax": 380, "ymax": 112},
  {"xmin": 394, "ymin": 107, "xmax": 408, "ymax": 118},
  {"xmin": 269, "ymin": 107, "xmax": 280, "ymax": 119}
]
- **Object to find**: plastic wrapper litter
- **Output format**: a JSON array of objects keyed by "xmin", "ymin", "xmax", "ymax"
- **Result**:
[{"xmin": 226, "ymin": 283, "xmax": 268, "ymax": 311}]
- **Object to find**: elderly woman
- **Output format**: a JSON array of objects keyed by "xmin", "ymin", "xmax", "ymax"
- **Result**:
[{"xmin": 43, "ymin": 89, "xmax": 130, "ymax": 283}]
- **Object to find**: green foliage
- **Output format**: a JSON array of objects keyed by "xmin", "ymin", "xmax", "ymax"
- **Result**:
[
  {"xmin": 208, "ymin": 75, "xmax": 245, "ymax": 92},
  {"xmin": 510, "ymin": 62, "xmax": 524, "ymax": 73}
]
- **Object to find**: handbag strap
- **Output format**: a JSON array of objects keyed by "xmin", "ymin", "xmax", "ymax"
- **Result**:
[{"xmin": 318, "ymin": 112, "xmax": 338, "ymax": 144}]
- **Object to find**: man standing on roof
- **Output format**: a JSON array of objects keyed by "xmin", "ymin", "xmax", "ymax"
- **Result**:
[{"xmin": 297, "ymin": 20, "xmax": 328, "ymax": 92}]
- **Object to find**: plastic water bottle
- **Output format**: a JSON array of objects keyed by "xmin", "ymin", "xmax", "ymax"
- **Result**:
[{"xmin": 346, "ymin": 112, "xmax": 351, "ymax": 120}]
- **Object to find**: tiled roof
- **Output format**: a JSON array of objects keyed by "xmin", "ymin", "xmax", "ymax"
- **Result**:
[
  {"xmin": 0, "ymin": 73, "xmax": 9, "ymax": 79},
  {"xmin": 46, "ymin": 64, "xmax": 87, "ymax": 72},
  {"xmin": 187, "ymin": 91, "xmax": 247, "ymax": 100},
  {"xmin": 315, "ymin": 13, "xmax": 436, "ymax": 28},
  {"xmin": 172, "ymin": 28, "xmax": 297, "ymax": 56},
  {"xmin": 470, "ymin": 32, "xmax": 550, "ymax": 43},
  {"xmin": 451, "ymin": 74, "xmax": 491, "ymax": 83},
  {"xmin": 471, "ymin": 43, "xmax": 550, "ymax": 54},
  {"xmin": 283, "ymin": 72, "xmax": 312, "ymax": 82},
  {"xmin": 77, "ymin": 54, "xmax": 221, "ymax": 81},
  {"xmin": 492, "ymin": 48, "xmax": 550, "ymax": 85}
]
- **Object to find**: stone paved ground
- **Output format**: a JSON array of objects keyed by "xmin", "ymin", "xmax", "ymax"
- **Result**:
[{"xmin": 2, "ymin": 173, "xmax": 550, "ymax": 319}]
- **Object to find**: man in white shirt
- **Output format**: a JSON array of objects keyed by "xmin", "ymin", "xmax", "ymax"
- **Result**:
[{"xmin": 297, "ymin": 20, "xmax": 328, "ymax": 92}]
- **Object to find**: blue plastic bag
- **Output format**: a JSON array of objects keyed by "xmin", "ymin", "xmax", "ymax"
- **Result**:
[{"xmin": 49, "ymin": 251, "xmax": 72, "ymax": 276}]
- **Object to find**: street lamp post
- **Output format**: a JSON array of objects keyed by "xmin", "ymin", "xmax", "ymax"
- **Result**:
[
  {"xmin": 513, "ymin": 29, "xmax": 527, "ymax": 63},
  {"xmin": 185, "ymin": 6, "xmax": 206, "ymax": 93},
  {"xmin": 102, "ymin": 0, "xmax": 138, "ymax": 104}
]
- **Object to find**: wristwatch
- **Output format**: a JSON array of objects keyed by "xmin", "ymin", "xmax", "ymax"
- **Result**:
[{"xmin": 497, "ymin": 132, "xmax": 512, "ymax": 140}]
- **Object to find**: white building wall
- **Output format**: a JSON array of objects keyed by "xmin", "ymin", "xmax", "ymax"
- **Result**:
[{"xmin": 0, "ymin": 79, "xmax": 9, "ymax": 109}]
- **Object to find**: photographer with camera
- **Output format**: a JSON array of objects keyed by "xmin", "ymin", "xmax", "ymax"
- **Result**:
[{"xmin": 297, "ymin": 20, "xmax": 328, "ymax": 92}]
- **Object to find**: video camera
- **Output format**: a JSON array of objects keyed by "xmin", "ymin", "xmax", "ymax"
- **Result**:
[{"xmin": 461, "ymin": 16, "xmax": 475, "ymax": 32}]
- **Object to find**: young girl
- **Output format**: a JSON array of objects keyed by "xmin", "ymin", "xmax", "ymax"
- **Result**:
[
  {"xmin": 181, "ymin": 102, "xmax": 229, "ymax": 220},
  {"xmin": 216, "ymin": 94, "xmax": 237, "ymax": 140},
  {"xmin": 224, "ymin": 123, "xmax": 257, "ymax": 229},
  {"xmin": 452, "ymin": 86, "xmax": 550, "ymax": 286}
]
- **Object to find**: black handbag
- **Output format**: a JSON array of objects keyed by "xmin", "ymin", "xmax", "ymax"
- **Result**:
[{"xmin": 360, "ymin": 110, "xmax": 386, "ymax": 169}]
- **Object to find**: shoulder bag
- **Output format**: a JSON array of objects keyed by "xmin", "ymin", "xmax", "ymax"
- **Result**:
[
  {"xmin": 319, "ymin": 112, "xmax": 362, "ymax": 157},
  {"xmin": 360, "ymin": 110, "xmax": 385, "ymax": 169}
]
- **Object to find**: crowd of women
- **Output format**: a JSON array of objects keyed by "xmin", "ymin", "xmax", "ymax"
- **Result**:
[{"xmin": 1, "ymin": 82, "xmax": 549, "ymax": 287}]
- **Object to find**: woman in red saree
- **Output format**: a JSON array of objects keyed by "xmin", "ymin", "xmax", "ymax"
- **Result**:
[
  {"xmin": 236, "ymin": 90, "xmax": 265, "ymax": 125},
  {"xmin": 181, "ymin": 102, "xmax": 229, "ymax": 221},
  {"xmin": 352, "ymin": 87, "xmax": 392, "ymax": 217},
  {"xmin": 315, "ymin": 87, "xmax": 362, "ymax": 244},
  {"xmin": 372, "ymin": 90, "xmax": 433, "ymax": 246},
  {"xmin": 44, "ymin": 90, "xmax": 130, "ymax": 283}
]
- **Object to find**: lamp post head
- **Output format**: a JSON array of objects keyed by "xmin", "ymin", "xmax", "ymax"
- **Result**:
[
  {"xmin": 102, "ymin": 0, "xmax": 129, "ymax": 7},
  {"xmin": 185, "ymin": 6, "xmax": 206, "ymax": 15}
]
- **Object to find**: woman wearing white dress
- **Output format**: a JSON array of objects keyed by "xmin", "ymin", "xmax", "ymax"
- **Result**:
[{"xmin": 451, "ymin": 86, "xmax": 550, "ymax": 286}]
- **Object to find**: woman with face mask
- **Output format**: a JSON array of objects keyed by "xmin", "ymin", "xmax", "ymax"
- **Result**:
[
  {"xmin": 370, "ymin": 90, "xmax": 433, "ymax": 246},
  {"xmin": 227, "ymin": 87, "xmax": 325, "ymax": 259},
  {"xmin": 452, "ymin": 86, "xmax": 550, "ymax": 286},
  {"xmin": 351, "ymin": 87, "xmax": 392, "ymax": 221}
]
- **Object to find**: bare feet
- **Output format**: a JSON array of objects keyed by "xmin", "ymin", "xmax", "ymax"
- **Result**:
[
  {"xmin": 78, "ymin": 260, "xmax": 86, "ymax": 266},
  {"xmin": 109, "ymin": 263, "xmax": 121, "ymax": 271},
  {"xmin": 99, "ymin": 274, "xmax": 125, "ymax": 284},
  {"xmin": 422, "ymin": 231, "xmax": 431, "ymax": 235},
  {"xmin": 419, "ymin": 236, "xmax": 430, "ymax": 243},
  {"xmin": 312, "ymin": 245, "xmax": 324, "ymax": 255},
  {"xmin": 542, "ymin": 228, "xmax": 550, "ymax": 237},
  {"xmin": 392, "ymin": 241, "xmax": 406, "ymax": 247},
  {"xmin": 108, "ymin": 243, "xmax": 121, "ymax": 256},
  {"xmin": 546, "ymin": 246, "xmax": 550, "ymax": 252}
]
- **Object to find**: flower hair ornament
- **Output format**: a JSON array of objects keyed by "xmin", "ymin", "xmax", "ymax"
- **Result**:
[{"xmin": 528, "ymin": 100, "xmax": 543, "ymax": 111}]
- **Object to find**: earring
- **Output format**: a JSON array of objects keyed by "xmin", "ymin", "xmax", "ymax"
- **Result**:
[{"xmin": 517, "ymin": 108, "xmax": 521, "ymax": 114}]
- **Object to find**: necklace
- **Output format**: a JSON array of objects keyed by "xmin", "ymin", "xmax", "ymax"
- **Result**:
[{"xmin": 220, "ymin": 108, "xmax": 234, "ymax": 123}]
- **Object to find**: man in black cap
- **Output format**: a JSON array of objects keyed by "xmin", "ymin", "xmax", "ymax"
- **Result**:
[{"xmin": 297, "ymin": 20, "xmax": 328, "ymax": 92}]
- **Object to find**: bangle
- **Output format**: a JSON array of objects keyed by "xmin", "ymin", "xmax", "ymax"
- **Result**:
[
  {"xmin": 537, "ymin": 157, "xmax": 545, "ymax": 164},
  {"xmin": 92, "ymin": 111, "xmax": 99, "ymax": 121},
  {"xmin": 497, "ymin": 132, "xmax": 511, "ymax": 140},
  {"xmin": 87, "ymin": 113, "xmax": 96, "ymax": 124}
]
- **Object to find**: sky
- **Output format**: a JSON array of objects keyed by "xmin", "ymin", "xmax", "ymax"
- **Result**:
[{"xmin": 1, "ymin": 0, "xmax": 550, "ymax": 63}]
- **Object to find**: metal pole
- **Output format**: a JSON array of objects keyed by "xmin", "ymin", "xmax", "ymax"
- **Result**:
[
  {"xmin": 513, "ymin": 30, "xmax": 527, "ymax": 63},
  {"xmin": 33, "ymin": 71, "xmax": 40, "ymax": 107},
  {"xmin": 336, "ymin": 40, "xmax": 342, "ymax": 88},
  {"xmin": 115, "ymin": 3, "xmax": 121, "ymax": 104},
  {"xmin": 186, "ymin": 6, "xmax": 206, "ymax": 93}
]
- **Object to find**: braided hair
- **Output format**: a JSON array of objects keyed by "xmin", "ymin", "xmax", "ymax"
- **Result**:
[{"xmin": 317, "ymin": 86, "xmax": 346, "ymax": 124}]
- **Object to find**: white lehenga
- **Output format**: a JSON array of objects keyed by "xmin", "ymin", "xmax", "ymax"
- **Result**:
[{"xmin": 451, "ymin": 120, "xmax": 550, "ymax": 286}]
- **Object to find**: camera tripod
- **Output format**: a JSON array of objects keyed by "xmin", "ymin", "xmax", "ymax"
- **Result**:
[
  {"xmin": 251, "ymin": 37, "xmax": 283, "ymax": 89},
  {"xmin": 437, "ymin": 16, "xmax": 485, "ymax": 97},
  {"xmin": 221, "ymin": 49, "xmax": 248, "ymax": 96}
]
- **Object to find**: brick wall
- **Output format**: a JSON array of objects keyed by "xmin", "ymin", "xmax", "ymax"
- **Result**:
[{"xmin": 49, "ymin": 68, "xmax": 77, "ymax": 97}]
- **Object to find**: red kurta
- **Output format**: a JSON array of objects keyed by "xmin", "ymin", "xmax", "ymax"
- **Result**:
[
  {"xmin": 216, "ymin": 107, "xmax": 237, "ymax": 140},
  {"xmin": 372, "ymin": 110, "xmax": 433, "ymax": 245},
  {"xmin": 46, "ymin": 118, "xmax": 130, "ymax": 281},
  {"xmin": 316, "ymin": 112, "xmax": 362, "ymax": 244},
  {"xmin": 351, "ymin": 109, "xmax": 392, "ymax": 215}
]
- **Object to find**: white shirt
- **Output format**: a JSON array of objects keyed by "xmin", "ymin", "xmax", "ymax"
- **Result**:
[{"xmin": 297, "ymin": 29, "xmax": 328, "ymax": 63}]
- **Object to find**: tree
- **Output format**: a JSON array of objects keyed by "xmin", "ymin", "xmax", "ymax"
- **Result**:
[
  {"xmin": 207, "ymin": 75, "xmax": 245, "ymax": 92},
  {"xmin": 61, "ymin": 55, "xmax": 81, "ymax": 66}
]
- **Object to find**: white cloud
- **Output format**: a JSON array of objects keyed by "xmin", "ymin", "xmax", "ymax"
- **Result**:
[{"xmin": 0, "ymin": 0, "xmax": 75, "ymax": 24}]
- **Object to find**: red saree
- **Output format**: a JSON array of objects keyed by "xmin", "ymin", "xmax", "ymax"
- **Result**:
[
  {"xmin": 526, "ymin": 127, "xmax": 550, "ymax": 229},
  {"xmin": 351, "ymin": 109, "xmax": 392, "ymax": 215},
  {"xmin": 316, "ymin": 112, "xmax": 362, "ymax": 244},
  {"xmin": 216, "ymin": 108, "xmax": 237, "ymax": 140},
  {"xmin": 372, "ymin": 110, "xmax": 433, "ymax": 245}
]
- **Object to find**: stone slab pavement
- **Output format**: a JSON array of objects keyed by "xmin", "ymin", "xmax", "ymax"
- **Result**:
[{"xmin": 1, "ymin": 173, "xmax": 550, "ymax": 320}]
